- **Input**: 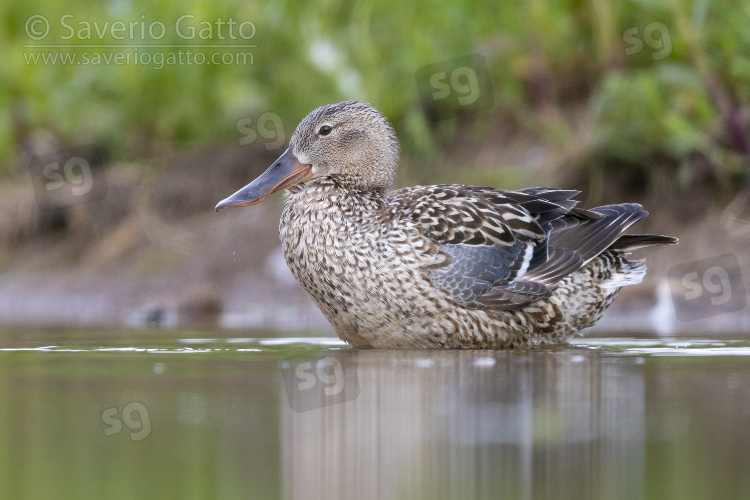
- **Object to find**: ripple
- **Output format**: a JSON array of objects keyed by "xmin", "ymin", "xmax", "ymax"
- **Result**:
[
  {"xmin": 0, "ymin": 336, "xmax": 347, "ymax": 353},
  {"xmin": 571, "ymin": 338, "xmax": 750, "ymax": 356},
  {"xmin": 1, "ymin": 337, "xmax": 749, "ymax": 355}
]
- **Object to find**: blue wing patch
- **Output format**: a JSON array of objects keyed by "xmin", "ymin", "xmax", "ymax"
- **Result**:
[{"xmin": 429, "ymin": 240, "xmax": 532, "ymax": 306}]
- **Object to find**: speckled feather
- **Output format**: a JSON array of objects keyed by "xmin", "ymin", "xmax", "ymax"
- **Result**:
[{"xmin": 251, "ymin": 101, "xmax": 677, "ymax": 348}]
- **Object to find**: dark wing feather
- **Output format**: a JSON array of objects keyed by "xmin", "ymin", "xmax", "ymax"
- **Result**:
[
  {"xmin": 520, "ymin": 247, "xmax": 584, "ymax": 285},
  {"xmin": 548, "ymin": 204, "xmax": 646, "ymax": 262},
  {"xmin": 609, "ymin": 234, "xmax": 679, "ymax": 250},
  {"xmin": 523, "ymin": 204, "xmax": 648, "ymax": 284}
]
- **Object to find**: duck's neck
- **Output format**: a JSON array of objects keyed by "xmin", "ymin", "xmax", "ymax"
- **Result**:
[{"xmin": 286, "ymin": 176, "xmax": 385, "ymax": 215}]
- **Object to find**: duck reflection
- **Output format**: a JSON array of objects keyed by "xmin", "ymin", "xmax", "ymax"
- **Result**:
[{"xmin": 280, "ymin": 348, "xmax": 645, "ymax": 500}]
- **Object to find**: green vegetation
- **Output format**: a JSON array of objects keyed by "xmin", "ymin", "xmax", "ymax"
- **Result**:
[{"xmin": 1, "ymin": 0, "xmax": 748, "ymax": 191}]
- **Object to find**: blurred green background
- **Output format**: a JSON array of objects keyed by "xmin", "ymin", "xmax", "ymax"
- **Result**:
[{"xmin": 3, "ymin": 0, "xmax": 748, "ymax": 184}]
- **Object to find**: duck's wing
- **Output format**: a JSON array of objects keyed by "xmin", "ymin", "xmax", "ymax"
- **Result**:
[
  {"xmin": 389, "ymin": 185, "xmax": 587, "ymax": 309},
  {"xmin": 390, "ymin": 185, "xmax": 648, "ymax": 311}
]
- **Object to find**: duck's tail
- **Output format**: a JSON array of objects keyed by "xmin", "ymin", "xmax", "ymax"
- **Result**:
[{"xmin": 609, "ymin": 234, "xmax": 679, "ymax": 251}]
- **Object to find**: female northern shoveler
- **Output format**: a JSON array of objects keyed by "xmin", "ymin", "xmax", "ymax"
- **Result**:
[{"xmin": 217, "ymin": 100, "xmax": 677, "ymax": 349}]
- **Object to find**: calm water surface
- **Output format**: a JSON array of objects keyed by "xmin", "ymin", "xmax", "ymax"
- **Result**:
[{"xmin": 1, "ymin": 329, "xmax": 749, "ymax": 500}]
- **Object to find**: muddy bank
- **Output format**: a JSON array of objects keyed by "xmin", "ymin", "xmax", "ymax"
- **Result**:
[{"xmin": 1, "ymin": 140, "xmax": 748, "ymax": 336}]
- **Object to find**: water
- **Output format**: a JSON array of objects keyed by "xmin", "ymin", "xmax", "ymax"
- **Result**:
[{"xmin": 1, "ymin": 329, "xmax": 750, "ymax": 500}]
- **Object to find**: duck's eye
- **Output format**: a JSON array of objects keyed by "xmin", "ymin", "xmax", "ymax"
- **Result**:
[{"xmin": 318, "ymin": 125, "xmax": 332, "ymax": 136}]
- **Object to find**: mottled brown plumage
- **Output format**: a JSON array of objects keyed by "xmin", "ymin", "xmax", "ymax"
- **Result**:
[{"xmin": 217, "ymin": 100, "xmax": 678, "ymax": 348}]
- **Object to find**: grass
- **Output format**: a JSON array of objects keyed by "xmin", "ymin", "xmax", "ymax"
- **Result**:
[{"xmin": 1, "ymin": 0, "xmax": 748, "ymax": 194}]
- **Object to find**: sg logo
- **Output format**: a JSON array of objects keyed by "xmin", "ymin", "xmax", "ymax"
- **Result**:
[
  {"xmin": 430, "ymin": 66, "xmax": 481, "ymax": 106},
  {"xmin": 668, "ymin": 254, "xmax": 747, "ymax": 321},
  {"xmin": 101, "ymin": 401, "xmax": 152, "ymax": 441},
  {"xmin": 623, "ymin": 22, "xmax": 672, "ymax": 61},
  {"xmin": 42, "ymin": 156, "xmax": 94, "ymax": 196},
  {"xmin": 236, "ymin": 111, "xmax": 286, "ymax": 151},
  {"xmin": 416, "ymin": 54, "xmax": 494, "ymax": 122},
  {"xmin": 280, "ymin": 354, "xmax": 360, "ymax": 412},
  {"xmin": 28, "ymin": 146, "xmax": 107, "ymax": 211}
]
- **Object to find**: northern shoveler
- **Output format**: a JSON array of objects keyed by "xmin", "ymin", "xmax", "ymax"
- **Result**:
[{"xmin": 217, "ymin": 100, "xmax": 678, "ymax": 349}]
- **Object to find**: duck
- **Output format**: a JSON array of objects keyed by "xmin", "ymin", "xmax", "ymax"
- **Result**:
[{"xmin": 216, "ymin": 100, "xmax": 678, "ymax": 349}]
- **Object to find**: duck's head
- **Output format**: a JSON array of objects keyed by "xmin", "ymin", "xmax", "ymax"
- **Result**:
[{"xmin": 216, "ymin": 100, "xmax": 399, "ymax": 211}]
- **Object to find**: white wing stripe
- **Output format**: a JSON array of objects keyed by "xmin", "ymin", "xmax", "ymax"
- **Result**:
[{"xmin": 517, "ymin": 244, "xmax": 534, "ymax": 278}]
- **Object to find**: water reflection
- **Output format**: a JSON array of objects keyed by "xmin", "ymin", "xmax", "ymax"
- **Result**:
[
  {"xmin": 281, "ymin": 348, "xmax": 646, "ymax": 500},
  {"xmin": 0, "ymin": 334, "xmax": 749, "ymax": 499}
]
